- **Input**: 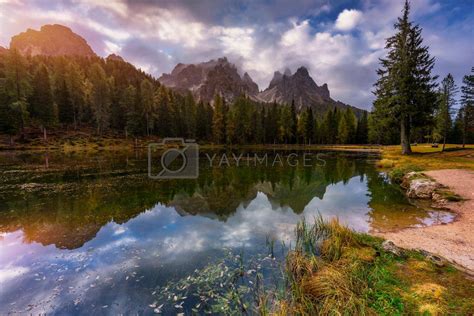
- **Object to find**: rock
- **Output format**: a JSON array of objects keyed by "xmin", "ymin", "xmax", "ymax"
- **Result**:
[
  {"xmin": 406, "ymin": 178, "xmax": 441, "ymax": 199},
  {"xmin": 10, "ymin": 24, "xmax": 96, "ymax": 57},
  {"xmin": 257, "ymin": 66, "xmax": 365, "ymax": 117},
  {"xmin": 158, "ymin": 57, "xmax": 260, "ymax": 104},
  {"xmin": 401, "ymin": 171, "xmax": 419, "ymax": 188},
  {"xmin": 419, "ymin": 250, "xmax": 447, "ymax": 267},
  {"xmin": 382, "ymin": 240, "xmax": 404, "ymax": 257},
  {"xmin": 106, "ymin": 53, "xmax": 125, "ymax": 62}
]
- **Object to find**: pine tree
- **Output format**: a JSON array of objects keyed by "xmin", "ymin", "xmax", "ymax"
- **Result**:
[
  {"xmin": 212, "ymin": 94, "xmax": 225, "ymax": 144},
  {"xmin": 290, "ymin": 99, "xmax": 297, "ymax": 143},
  {"xmin": 356, "ymin": 112, "xmax": 369, "ymax": 144},
  {"xmin": 5, "ymin": 49, "xmax": 30, "ymax": 103},
  {"xmin": 140, "ymin": 79, "xmax": 155, "ymax": 136},
  {"xmin": 278, "ymin": 105, "xmax": 292, "ymax": 143},
  {"xmin": 89, "ymin": 63, "xmax": 111, "ymax": 135},
  {"xmin": 372, "ymin": 0, "xmax": 437, "ymax": 154},
  {"xmin": 65, "ymin": 61, "xmax": 86, "ymax": 128},
  {"xmin": 306, "ymin": 107, "xmax": 314, "ymax": 144},
  {"xmin": 265, "ymin": 103, "xmax": 279, "ymax": 144},
  {"xmin": 313, "ymin": 117, "xmax": 319, "ymax": 144},
  {"xmin": 297, "ymin": 110, "xmax": 308, "ymax": 144},
  {"xmin": 436, "ymin": 74, "xmax": 457, "ymax": 151},
  {"xmin": 123, "ymin": 84, "xmax": 142, "ymax": 136},
  {"xmin": 460, "ymin": 67, "xmax": 474, "ymax": 148},
  {"xmin": 29, "ymin": 64, "xmax": 56, "ymax": 139},
  {"xmin": 56, "ymin": 78, "xmax": 74, "ymax": 125},
  {"xmin": 195, "ymin": 101, "xmax": 208, "ymax": 141},
  {"xmin": 155, "ymin": 85, "xmax": 173, "ymax": 137},
  {"xmin": 183, "ymin": 92, "xmax": 197, "ymax": 138}
]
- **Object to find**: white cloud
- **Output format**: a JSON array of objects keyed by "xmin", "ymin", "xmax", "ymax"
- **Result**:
[
  {"xmin": 335, "ymin": 9, "xmax": 363, "ymax": 31},
  {"xmin": 0, "ymin": 0, "xmax": 470, "ymax": 109}
]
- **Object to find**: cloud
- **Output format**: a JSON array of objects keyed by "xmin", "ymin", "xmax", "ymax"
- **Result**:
[
  {"xmin": 335, "ymin": 9, "xmax": 363, "ymax": 31},
  {"xmin": 0, "ymin": 0, "xmax": 472, "ymax": 110}
]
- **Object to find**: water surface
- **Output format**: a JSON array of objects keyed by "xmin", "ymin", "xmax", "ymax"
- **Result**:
[{"xmin": 0, "ymin": 150, "xmax": 453, "ymax": 314}]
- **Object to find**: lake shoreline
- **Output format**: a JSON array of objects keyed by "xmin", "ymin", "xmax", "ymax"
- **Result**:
[{"xmin": 377, "ymin": 169, "xmax": 474, "ymax": 274}]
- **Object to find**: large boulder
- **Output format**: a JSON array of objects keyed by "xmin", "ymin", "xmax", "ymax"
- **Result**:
[{"xmin": 406, "ymin": 178, "xmax": 441, "ymax": 199}]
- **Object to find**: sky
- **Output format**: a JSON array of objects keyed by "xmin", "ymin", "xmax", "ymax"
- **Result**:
[{"xmin": 0, "ymin": 0, "xmax": 473, "ymax": 110}]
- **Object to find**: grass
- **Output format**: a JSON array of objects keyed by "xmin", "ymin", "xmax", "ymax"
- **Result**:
[
  {"xmin": 380, "ymin": 144, "xmax": 474, "ymax": 173},
  {"xmin": 270, "ymin": 216, "xmax": 474, "ymax": 315}
]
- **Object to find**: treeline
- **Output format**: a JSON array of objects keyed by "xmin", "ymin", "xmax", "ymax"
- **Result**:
[
  {"xmin": 0, "ymin": 49, "xmax": 369, "ymax": 145},
  {"xmin": 370, "ymin": 1, "xmax": 473, "ymax": 152}
]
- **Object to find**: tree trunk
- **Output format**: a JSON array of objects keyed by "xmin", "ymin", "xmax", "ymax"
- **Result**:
[
  {"xmin": 400, "ymin": 116, "xmax": 412, "ymax": 155},
  {"xmin": 442, "ymin": 136, "xmax": 446, "ymax": 152},
  {"xmin": 146, "ymin": 114, "xmax": 150, "ymax": 136},
  {"xmin": 43, "ymin": 126, "xmax": 47, "ymax": 142},
  {"xmin": 9, "ymin": 135, "xmax": 13, "ymax": 146},
  {"xmin": 462, "ymin": 116, "xmax": 467, "ymax": 148}
]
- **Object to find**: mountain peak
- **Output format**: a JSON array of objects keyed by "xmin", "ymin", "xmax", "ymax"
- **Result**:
[
  {"xmin": 159, "ymin": 57, "xmax": 259, "ymax": 103},
  {"xmin": 295, "ymin": 66, "xmax": 309, "ymax": 76},
  {"xmin": 106, "ymin": 53, "xmax": 125, "ymax": 62},
  {"xmin": 255, "ymin": 65, "xmax": 363, "ymax": 116},
  {"xmin": 10, "ymin": 24, "xmax": 96, "ymax": 57},
  {"xmin": 283, "ymin": 68, "xmax": 292, "ymax": 76}
]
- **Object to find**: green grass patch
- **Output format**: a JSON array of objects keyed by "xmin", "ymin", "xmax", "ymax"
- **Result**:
[{"xmin": 272, "ymin": 216, "xmax": 474, "ymax": 315}]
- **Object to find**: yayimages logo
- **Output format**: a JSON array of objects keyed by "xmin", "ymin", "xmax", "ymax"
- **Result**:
[{"xmin": 148, "ymin": 138, "xmax": 199, "ymax": 179}]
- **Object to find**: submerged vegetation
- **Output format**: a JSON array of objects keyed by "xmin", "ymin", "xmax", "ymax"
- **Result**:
[{"xmin": 270, "ymin": 217, "xmax": 474, "ymax": 315}]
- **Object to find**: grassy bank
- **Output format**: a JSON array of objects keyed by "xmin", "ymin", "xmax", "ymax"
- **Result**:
[
  {"xmin": 269, "ymin": 217, "xmax": 474, "ymax": 315},
  {"xmin": 377, "ymin": 145, "xmax": 474, "ymax": 177}
]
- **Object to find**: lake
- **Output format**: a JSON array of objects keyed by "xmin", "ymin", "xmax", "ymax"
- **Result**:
[{"xmin": 0, "ymin": 149, "xmax": 454, "ymax": 315}]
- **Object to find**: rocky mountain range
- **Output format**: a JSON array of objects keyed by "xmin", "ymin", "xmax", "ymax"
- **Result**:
[
  {"xmin": 160, "ymin": 57, "xmax": 365, "ymax": 115},
  {"xmin": 4, "ymin": 23, "xmax": 365, "ymax": 115},
  {"xmin": 10, "ymin": 24, "xmax": 96, "ymax": 57},
  {"xmin": 158, "ymin": 57, "xmax": 260, "ymax": 102}
]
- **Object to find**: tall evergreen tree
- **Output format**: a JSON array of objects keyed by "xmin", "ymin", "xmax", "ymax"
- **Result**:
[
  {"xmin": 89, "ymin": 63, "xmax": 111, "ymax": 135},
  {"xmin": 278, "ymin": 105, "xmax": 292, "ymax": 144},
  {"xmin": 459, "ymin": 67, "xmax": 474, "ymax": 147},
  {"xmin": 372, "ymin": 0, "xmax": 437, "ymax": 154},
  {"xmin": 183, "ymin": 92, "xmax": 197, "ymax": 138},
  {"xmin": 436, "ymin": 74, "xmax": 457, "ymax": 151},
  {"xmin": 306, "ymin": 107, "xmax": 314, "ymax": 144},
  {"xmin": 212, "ymin": 94, "xmax": 225, "ymax": 144},
  {"xmin": 123, "ymin": 84, "xmax": 142, "ymax": 137},
  {"xmin": 29, "ymin": 64, "xmax": 56, "ymax": 139},
  {"xmin": 195, "ymin": 101, "xmax": 209, "ymax": 141},
  {"xmin": 297, "ymin": 110, "xmax": 308, "ymax": 144},
  {"xmin": 65, "ymin": 61, "xmax": 86, "ymax": 128},
  {"xmin": 338, "ymin": 108, "xmax": 356, "ymax": 144},
  {"xmin": 155, "ymin": 85, "xmax": 173, "ymax": 137},
  {"xmin": 140, "ymin": 79, "xmax": 155, "ymax": 136},
  {"xmin": 290, "ymin": 99, "xmax": 297, "ymax": 143},
  {"xmin": 4, "ymin": 49, "xmax": 30, "ymax": 103},
  {"xmin": 355, "ymin": 112, "xmax": 369, "ymax": 144},
  {"xmin": 56, "ymin": 78, "xmax": 74, "ymax": 125}
]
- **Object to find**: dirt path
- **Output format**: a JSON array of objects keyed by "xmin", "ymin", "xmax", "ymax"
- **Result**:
[{"xmin": 379, "ymin": 169, "xmax": 474, "ymax": 273}]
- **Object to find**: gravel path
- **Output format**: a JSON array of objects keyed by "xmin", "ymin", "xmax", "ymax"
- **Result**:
[{"xmin": 379, "ymin": 169, "xmax": 474, "ymax": 273}]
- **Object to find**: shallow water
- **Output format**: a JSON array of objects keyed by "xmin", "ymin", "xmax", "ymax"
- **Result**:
[{"xmin": 0, "ymin": 150, "xmax": 454, "ymax": 314}]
